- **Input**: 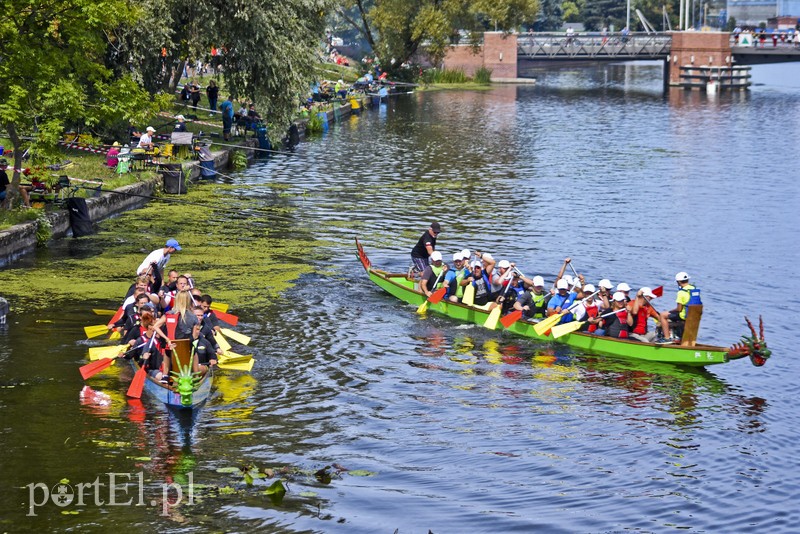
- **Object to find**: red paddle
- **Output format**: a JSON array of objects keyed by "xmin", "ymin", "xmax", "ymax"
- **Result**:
[
  {"xmin": 500, "ymin": 309, "xmax": 523, "ymax": 328},
  {"xmin": 106, "ymin": 306, "xmax": 125, "ymax": 327},
  {"xmin": 428, "ymin": 287, "xmax": 447, "ymax": 304},
  {"xmin": 212, "ymin": 309, "xmax": 239, "ymax": 326},
  {"xmin": 80, "ymin": 358, "xmax": 115, "ymax": 380},
  {"xmin": 126, "ymin": 365, "xmax": 147, "ymax": 399}
]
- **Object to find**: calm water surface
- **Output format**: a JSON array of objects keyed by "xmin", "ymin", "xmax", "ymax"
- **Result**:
[{"xmin": 1, "ymin": 63, "xmax": 799, "ymax": 532}]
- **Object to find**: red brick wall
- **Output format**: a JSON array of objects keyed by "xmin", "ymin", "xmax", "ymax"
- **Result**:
[
  {"xmin": 442, "ymin": 32, "xmax": 518, "ymax": 79},
  {"xmin": 668, "ymin": 32, "xmax": 732, "ymax": 85}
]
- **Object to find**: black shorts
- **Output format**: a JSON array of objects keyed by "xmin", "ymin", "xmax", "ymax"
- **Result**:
[{"xmin": 668, "ymin": 311, "xmax": 683, "ymax": 323}]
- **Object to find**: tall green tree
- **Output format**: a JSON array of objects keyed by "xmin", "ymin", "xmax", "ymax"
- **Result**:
[
  {"xmin": 338, "ymin": 0, "xmax": 539, "ymax": 73},
  {"xmin": 0, "ymin": 0, "xmax": 156, "ymax": 209}
]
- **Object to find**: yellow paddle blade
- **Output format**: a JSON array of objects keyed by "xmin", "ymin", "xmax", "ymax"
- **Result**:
[
  {"xmin": 416, "ymin": 299, "xmax": 430, "ymax": 314},
  {"xmin": 109, "ymin": 330, "xmax": 121, "ymax": 340},
  {"xmin": 93, "ymin": 309, "xmax": 117, "ymax": 316},
  {"xmin": 220, "ymin": 328, "xmax": 250, "ymax": 345},
  {"xmin": 215, "ymin": 332, "xmax": 232, "ymax": 352},
  {"xmin": 217, "ymin": 359, "xmax": 254, "ymax": 372},
  {"xmin": 210, "ymin": 302, "xmax": 229, "ymax": 313},
  {"xmin": 483, "ymin": 305, "xmax": 502, "ymax": 330},
  {"xmin": 462, "ymin": 284, "xmax": 475, "ymax": 306},
  {"xmin": 88, "ymin": 345, "xmax": 127, "ymax": 361},
  {"xmin": 85, "ymin": 324, "xmax": 110, "ymax": 339},
  {"xmin": 533, "ymin": 313, "xmax": 563, "ymax": 336},
  {"xmin": 220, "ymin": 350, "xmax": 253, "ymax": 363},
  {"xmin": 551, "ymin": 320, "xmax": 584, "ymax": 339}
]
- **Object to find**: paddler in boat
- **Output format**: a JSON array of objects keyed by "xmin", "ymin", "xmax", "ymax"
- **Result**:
[
  {"xmin": 121, "ymin": 302, "xmax": 166, "ymax": 344},
  {"xmin": 191, "ymin": 306, "xmax": 221, "ymax": 372},
  {"xmin": 162, "ymin": 274, "xmax": 191, "ymax": 311},
  {"xmin": 199, "ymin": 295, "xmax": 222, "ymax": 334},
  {"xmin": 546, "ymin": 279, "xmax": 577, "ymax": 323},
  {"xmin": 116, "ymin": 293, "xmax": 156, "ymax": 338},
  {"xmin": 572, "ymin": 284, "xmax": 601, "ymax": 333},
  {"xmin": 447, "ymin": 252, "xmax": 471, "ymax": 303},
  {"xmin": 409, "ymin": 222, "xmax": 441, "ymax": 277},
  {"xmin": 629, "ymin": 287, "xmax": 672, "ymax": 344},
  {"xmin": 123, "ymin": 275, "xmax": 160, "ymax": 307},
  {"xmin": 158, "ymin": 269, "xmax": 179, "ymax": 297},
  {"xmin": 615, "ymin": 282, "xmax": 632, "ymax": 303},
  {"xmin": 136, "ymin": 238, "xmax": 181, "ymax": 279},
  {"xmin": 597, "ymin": 279, "xmax": 614, "ymax": 309},
  {"xmin": 172, "ymin": 291, "xmax": 200, "ymax": 340},
  {"xmin": 419, "ymin": 251, "xmax": 447, "ymax": 298},
  {"xmin": 465, "ymin": 259, "xmax": 494, "ymax": 306},
  {"xmin": 659, "ymin": 271, "xmax": 700, "ymax": 342},
  {"xmin": 594, "ymin": 292, "xmax": 633, "ymax": 338},
  {"xmin": 513, "ymin": 275, "xmax": 550, "ymax": 319},
  {"xmin": 124, "ymin": 311, "xmax": 173, "ymax": 384}
]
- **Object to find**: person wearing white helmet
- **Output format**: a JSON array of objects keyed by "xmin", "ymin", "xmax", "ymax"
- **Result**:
[
  {"xmin": 410, "ymin": 222, "xmax": 441, "ymax": 275},
  {"xmin": 445, "ymin": 252, "xmax": 470, "ymax": 302},
  {"xmin": 596, "ymin": 291, "xmax": 633, "ymax": 338},
  {"xmin": 659, "ymin": 272, "xmax": 701, "ymax": 341},
  {"xmin": 630, "ymin": 287, "xmax": 670, "ymax": 343},
  {"xmin": 546, "ymin": 278, "xmax": 578, "ymax": 324},
  {"xmin": 419, "ymin": 250, "xmax": 447, "ymax": 298},
  {"xmin": 490, "ymin": 258, "xmax": 516, "ymax": 294},
  {"xmin": 572, "ymin": 284, "xmax": 602, "ymax": 333},
  {"xmin": 597, "ymin": 279, "xmax": 614, "ymax": 308},
  {"xmin": 514, "ymin": 275, "xmax": 550, "ymax": 319},
  {"xmin": 616, "ymin": 282, "xmax": 631, "ymax": 302},
  {"xmin": 465, "ymin": 259, "xmax": 494, "ymax": 306}
]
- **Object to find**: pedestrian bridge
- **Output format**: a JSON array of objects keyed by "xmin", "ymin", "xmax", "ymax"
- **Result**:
[{"xmin": 516, "ymin": 32, "xmax": 800, "ymax": 65}]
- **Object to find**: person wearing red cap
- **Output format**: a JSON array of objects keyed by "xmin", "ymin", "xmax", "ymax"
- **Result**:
[{"xmin": 410, "ymin": 222, "xmax": 441, "ymax": 276}]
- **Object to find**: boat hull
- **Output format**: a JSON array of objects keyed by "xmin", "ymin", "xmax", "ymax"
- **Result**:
[
  {"xmin": 130, "ymin": 359, "xmax": 212, "ymax": 410},
  {"xmin": 365, "ymin": 268, "xmax": 730, "ymax": 367}
]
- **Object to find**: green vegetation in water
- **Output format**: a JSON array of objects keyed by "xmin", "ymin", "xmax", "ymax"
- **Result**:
[
  {"xmin": 305, "ymin": 113, "xmax": 325, "ymax": 134},
  {"xmin": 422, "ymin": 68, "xmax": 469, "ymax": 84},
  {"xmin": 0, "ymin": 181, "xmax": 319, "ymax": 314},
  {"xmin": 474, "ymin": 67, "xmax": 493, "ymax": 85},
  {"xmin": 230, "ymin": 151, "xmax": 248, "ymax": 170}
]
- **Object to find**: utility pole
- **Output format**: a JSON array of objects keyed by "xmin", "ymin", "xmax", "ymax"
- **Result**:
[{"xmin": 627, "ymin": 0, "xmax": 631, "ymax": 32}]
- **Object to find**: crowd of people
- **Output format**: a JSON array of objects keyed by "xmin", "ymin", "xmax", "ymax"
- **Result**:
[
  {"xmin": 111, "ymin": 239, "xmax": 226, "ymax": 383},
  {"xmin": 410, "ymin": 222, "xmax": 702, "ymax": 344}
]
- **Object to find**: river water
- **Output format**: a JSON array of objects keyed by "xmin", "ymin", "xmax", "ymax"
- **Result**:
[{"xmin": 1, "ymin": 63, "xmax": 799, "ymax": 532}]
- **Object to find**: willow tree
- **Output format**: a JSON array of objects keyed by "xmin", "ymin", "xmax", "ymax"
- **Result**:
[
  {"xmin": 0, "ymin": 0, "xmax": 156, "ymax": 209},
  {"xmin": 337, "ymin": 0, "xmax": 539, "ymax": 71}
]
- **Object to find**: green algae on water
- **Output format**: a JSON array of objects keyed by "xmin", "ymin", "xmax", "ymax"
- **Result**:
[{"xmin": 1, "ymin": 182, "xmax": 318, "ymax": 313}]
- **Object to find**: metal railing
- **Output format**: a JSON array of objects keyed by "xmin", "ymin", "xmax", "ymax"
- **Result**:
[{"xmin": 517, "ymin": 32, "xmax": 672, "ymax": 60}]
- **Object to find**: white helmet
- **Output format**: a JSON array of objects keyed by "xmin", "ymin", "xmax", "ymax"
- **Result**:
[
  {"xmin": 430, "ymin": 251, "xmax": 442, "ymax": 262},
  {"xmin": 616, "ymin": 282, "xmax": 631, "ymax": 292},
  {"xmin": 498, "ymin": 260, "xmax": 510, "ymax": 269},
  {"xmin": 452, "ymin": 252, "xmax": 463, "ymax": 262},
  {"xmin": 675, "ymin": 271, "xmax": 689, "ymax": 282},
  {"xmin": 532, "ymin": 275, "xmax": 545, "ymax": 287},
  {"xmin": 556, "ymin": 279, "xmax": 569, "ymax": 290},
  {"xmin": 461, "ymin": 249, "xmax": 471, "ymax": 260},
  {"xmin": 583, "ymin": 284, "xmax": 596, "ymax": 293},
  {"xmin": 598, "ymin": 279, "xmax": 613, "ymax": 289}
]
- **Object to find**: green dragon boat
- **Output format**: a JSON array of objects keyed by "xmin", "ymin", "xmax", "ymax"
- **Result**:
[{"xmin": 356, "ymin": 239, "xmax": 770, "ymax": 368}]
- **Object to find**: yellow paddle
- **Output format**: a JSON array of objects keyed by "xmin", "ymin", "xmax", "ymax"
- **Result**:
[
  {"xmin": 220, "ymin": 327, "xmax": 251, "ymax": 345},
  {"xmin": 84, "ymin": 324, "xmax": 111, "ymax": 339},
  {"xmin": 109, "ymin": 330, "xmax": 121, "ymax": 340},
  {"xmin": 483, "ymin": 275, "xmax": 514, "ymax": 330},
  {"xmin": 461, "ymin": 283, "xmax": 475, "ymax": 306},
  {"xmin": 217, "ymin": 359, "xmax": 254, "ymax": 372},
  {"xmin": 93, "ymin": 309, "xmax": 117, "ymax": 316},
  {"xmin": 219, "ymin": 351, "xmax": 254, "ymax": 364},
  {"xmin": 551, "ymin": 308, "xmax": 626, "ymax": 339},
  {"xmin": 215, "ymin": 332, "xmax": 232, "ymax": 352},
  {"xmin": 533, "ymin": 290, "xmax": 600, "ymax": 336},
  {"xmin": 210, "ymin": 302, "xmax": 229, "ymax": 313},
  {"xmin": 88, "ymin": 345, "xmax": 128, "ymax": 361}
]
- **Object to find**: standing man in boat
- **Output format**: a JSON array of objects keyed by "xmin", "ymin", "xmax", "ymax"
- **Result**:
[
  {"xmin": 137, "ymin": 239, "xmax": 181, "ymax": 279},
  {"xmin": 410, "ymin": 222, "xmax": 441, "ymax": 276},
  {"xmin": 659, "ymin": 272, "xmax": 701, "ymax": 341}
]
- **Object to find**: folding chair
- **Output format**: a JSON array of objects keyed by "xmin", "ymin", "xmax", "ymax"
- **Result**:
[{"xmin": 171, "ymin": 132, "xmax": 194, "ymax": 160}]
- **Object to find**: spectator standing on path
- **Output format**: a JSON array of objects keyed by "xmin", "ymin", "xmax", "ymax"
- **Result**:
[{"xmin": 206, "ymin": 80, "xmax": 219, "ymax": 114}]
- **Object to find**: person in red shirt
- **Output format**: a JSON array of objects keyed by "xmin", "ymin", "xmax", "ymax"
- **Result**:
[{"xmin": 628, "ymin": 287, "xmax": 671, "ymax": 343}]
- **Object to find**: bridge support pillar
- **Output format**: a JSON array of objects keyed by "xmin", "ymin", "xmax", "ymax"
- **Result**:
[
  {"xmin": 443, "ymin": 32, "xmax": 517, "ymax": 79},
  {"xmin": 667, "ymin": 32, "xmax": 732, "ymax": 86}
]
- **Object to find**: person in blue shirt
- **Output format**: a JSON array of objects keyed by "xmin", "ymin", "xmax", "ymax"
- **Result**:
[
  {"xmin": 547, "ymin": 279, "xmax": 578, "ymax": 323},
  {"xmin": 445, "ymin": 252, "xmax": 471, "ymax": 302},
  {"xmin": 220, "ymin": 96, "xmax": 234, "ymax": 141}
]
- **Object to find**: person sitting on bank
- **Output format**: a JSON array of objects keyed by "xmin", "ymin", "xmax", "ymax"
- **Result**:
[
  {"xmin": 136, "ymin": 126, "xmax": 156, "ymax": 150},
  {"xmin": 659, "ymin": 272, "xmax": 701, "ymax": 341},
  {"xmin": 0, "ymin": 158, "xmax": 32, "ymax": 208},
  {"xmin": 106, "ymin": 142, "xmax": 121, "ymax": 168}
]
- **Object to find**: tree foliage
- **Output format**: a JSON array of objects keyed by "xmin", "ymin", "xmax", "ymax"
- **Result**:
[
  {"xmin": 338, "ymin": 0, "xmax": 539, "ymax": 72},
  {"xmin": 0, "ymin": 0, "xmax": 156, "ymax": 207}
]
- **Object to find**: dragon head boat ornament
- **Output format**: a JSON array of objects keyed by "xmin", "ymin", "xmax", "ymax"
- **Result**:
[{"xmin": 726, "ymin": 316, "xmax": 770, "ymax": 366}]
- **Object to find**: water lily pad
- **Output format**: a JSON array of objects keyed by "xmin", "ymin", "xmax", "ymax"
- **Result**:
[
  {"xmin": 61, "ymin": 510, "xmax": 80, "ymax": 515},
  {"xmin": 93, "ymin": 440, "xmax": 130, "ymax": 448},
  {"xmin": 298, "ymin": 491, "xmax": 318, "ymax": 497},
  {"xmin": 215, "ymin": 467, "xmax": 242, "ymax": 474},
  {"xmin": 59, "ymin": 478, "xmax": 70, "ymax": 485},
  {"xmin": 128, "ymin": 456, "xmax": 152, "ymax": 461},
  {"xmin": 218, "ymin": 486, "xmax": 238, "ymax": 495},
  {"xmin": 347, "ymin": 470, "xmax": 376, "ymax": 477},
  {"xmin": 264, "ymin": 480, "xmax": 286, "ymax": 496}
]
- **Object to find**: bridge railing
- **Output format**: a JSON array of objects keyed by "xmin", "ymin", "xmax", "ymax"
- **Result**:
[{"xmin": 518, "ymin": 32, "xmax": 672, "ymax": 60}]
